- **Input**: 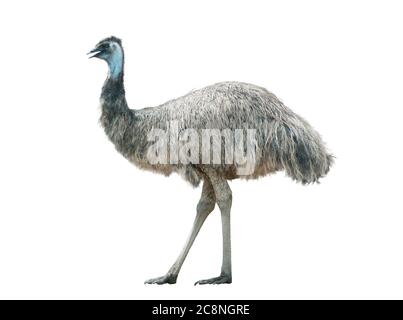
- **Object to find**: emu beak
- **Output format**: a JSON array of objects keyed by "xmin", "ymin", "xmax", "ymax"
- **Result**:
[{"xmin": 87, "ymin": 48, "xmax": 101, "ymax": 59}]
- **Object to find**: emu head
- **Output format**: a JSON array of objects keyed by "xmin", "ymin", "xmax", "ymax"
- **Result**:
[{"xmin": 88, "ymin": 36, "xmax": 124, "ymax": 78}]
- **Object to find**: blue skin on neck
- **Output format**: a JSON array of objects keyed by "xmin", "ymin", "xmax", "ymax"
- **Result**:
[{"xmin": 106, "ymin": 47, "xmax": 123, "ymax": 79}]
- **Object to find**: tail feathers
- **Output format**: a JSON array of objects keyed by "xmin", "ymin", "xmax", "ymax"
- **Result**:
[
  {"xmin": 285, "ymin": 141, "xmax": 334, "ymax": 184},
  {"xmin": 267, "ymin": 121, "xmax": 333, "ymax": 184}
]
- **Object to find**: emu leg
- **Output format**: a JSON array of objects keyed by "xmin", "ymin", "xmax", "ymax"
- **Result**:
[
  {"xmin": 145, "ymin": 179, "xmax": 215, "ymax": 285},
  {"xmin": 195, "ymin": 171, "xmax": 232, "ymax": 285}
]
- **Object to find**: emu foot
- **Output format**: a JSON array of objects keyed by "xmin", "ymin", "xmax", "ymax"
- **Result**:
[
  {"xmin": 144, "ymin": 274, "xmax": 177, "ymax": 285},
  {"xmin": 194, "ymin": 273, "xmax": 232, "ymax": 285}
]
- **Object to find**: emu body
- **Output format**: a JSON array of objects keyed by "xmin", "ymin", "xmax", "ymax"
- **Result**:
[{"xmin": 89, "ymin": 36, "xmax": 333, "ymax": 285}]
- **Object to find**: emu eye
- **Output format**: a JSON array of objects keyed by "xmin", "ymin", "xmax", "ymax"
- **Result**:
[{"xmin": 97, "ymin": 43, "xmax": 108, "ymax": 51}]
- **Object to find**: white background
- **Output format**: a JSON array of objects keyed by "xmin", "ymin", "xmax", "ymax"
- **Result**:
[{"xmin": 0, "ymin": 0, "xmax": 402, "ymax": 299}]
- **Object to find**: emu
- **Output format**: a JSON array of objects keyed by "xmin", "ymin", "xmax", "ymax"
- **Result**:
[{"xmin": 88, "ymin": 36, "xmax": 333, "ymax": 285}]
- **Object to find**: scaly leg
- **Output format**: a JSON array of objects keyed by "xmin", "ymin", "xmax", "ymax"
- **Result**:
[
  {"xmin": 145, "ymin": 179, "xmax": 216, "ymax": 284},
  {"xmin": 195, "ymin": 170, "xmax": 232, "ymax": 285}
]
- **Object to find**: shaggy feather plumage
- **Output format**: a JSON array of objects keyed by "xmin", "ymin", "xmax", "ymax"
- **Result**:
[
  {"xmin": 90, "ymin": 36, "xmax": 334, "ymax": 285},
  {"xmin": 97, "ymin": 37, "xmax": 333, "ymax": 187}
]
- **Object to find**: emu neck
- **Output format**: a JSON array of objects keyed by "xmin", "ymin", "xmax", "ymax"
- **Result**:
[
  {"xmin": 100, "ymin": 69, "xmax": 131, "ymax": 122},
  {"xmin": 101, "ymin": 74, "xmax": 125, "ymax": 104},
  {"xmin": 107, "ymin": 46, "xmax": 124, "ymax": 79},
  {"xmin": 100, "ymin": 73, "xmax": 134, "ymax": 149},
  {"xmin": 101, "ymin": 45, "xmax": 127, "ymax": 113}
]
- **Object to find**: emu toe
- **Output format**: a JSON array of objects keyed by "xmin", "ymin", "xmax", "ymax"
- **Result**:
[
  {"xmin": 144, "ymin": 274, "xmax": 177, "ymax": 285},
  {"xmin": 194, "ymin": 274, "xmax": 232, "ymax": 285}
]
